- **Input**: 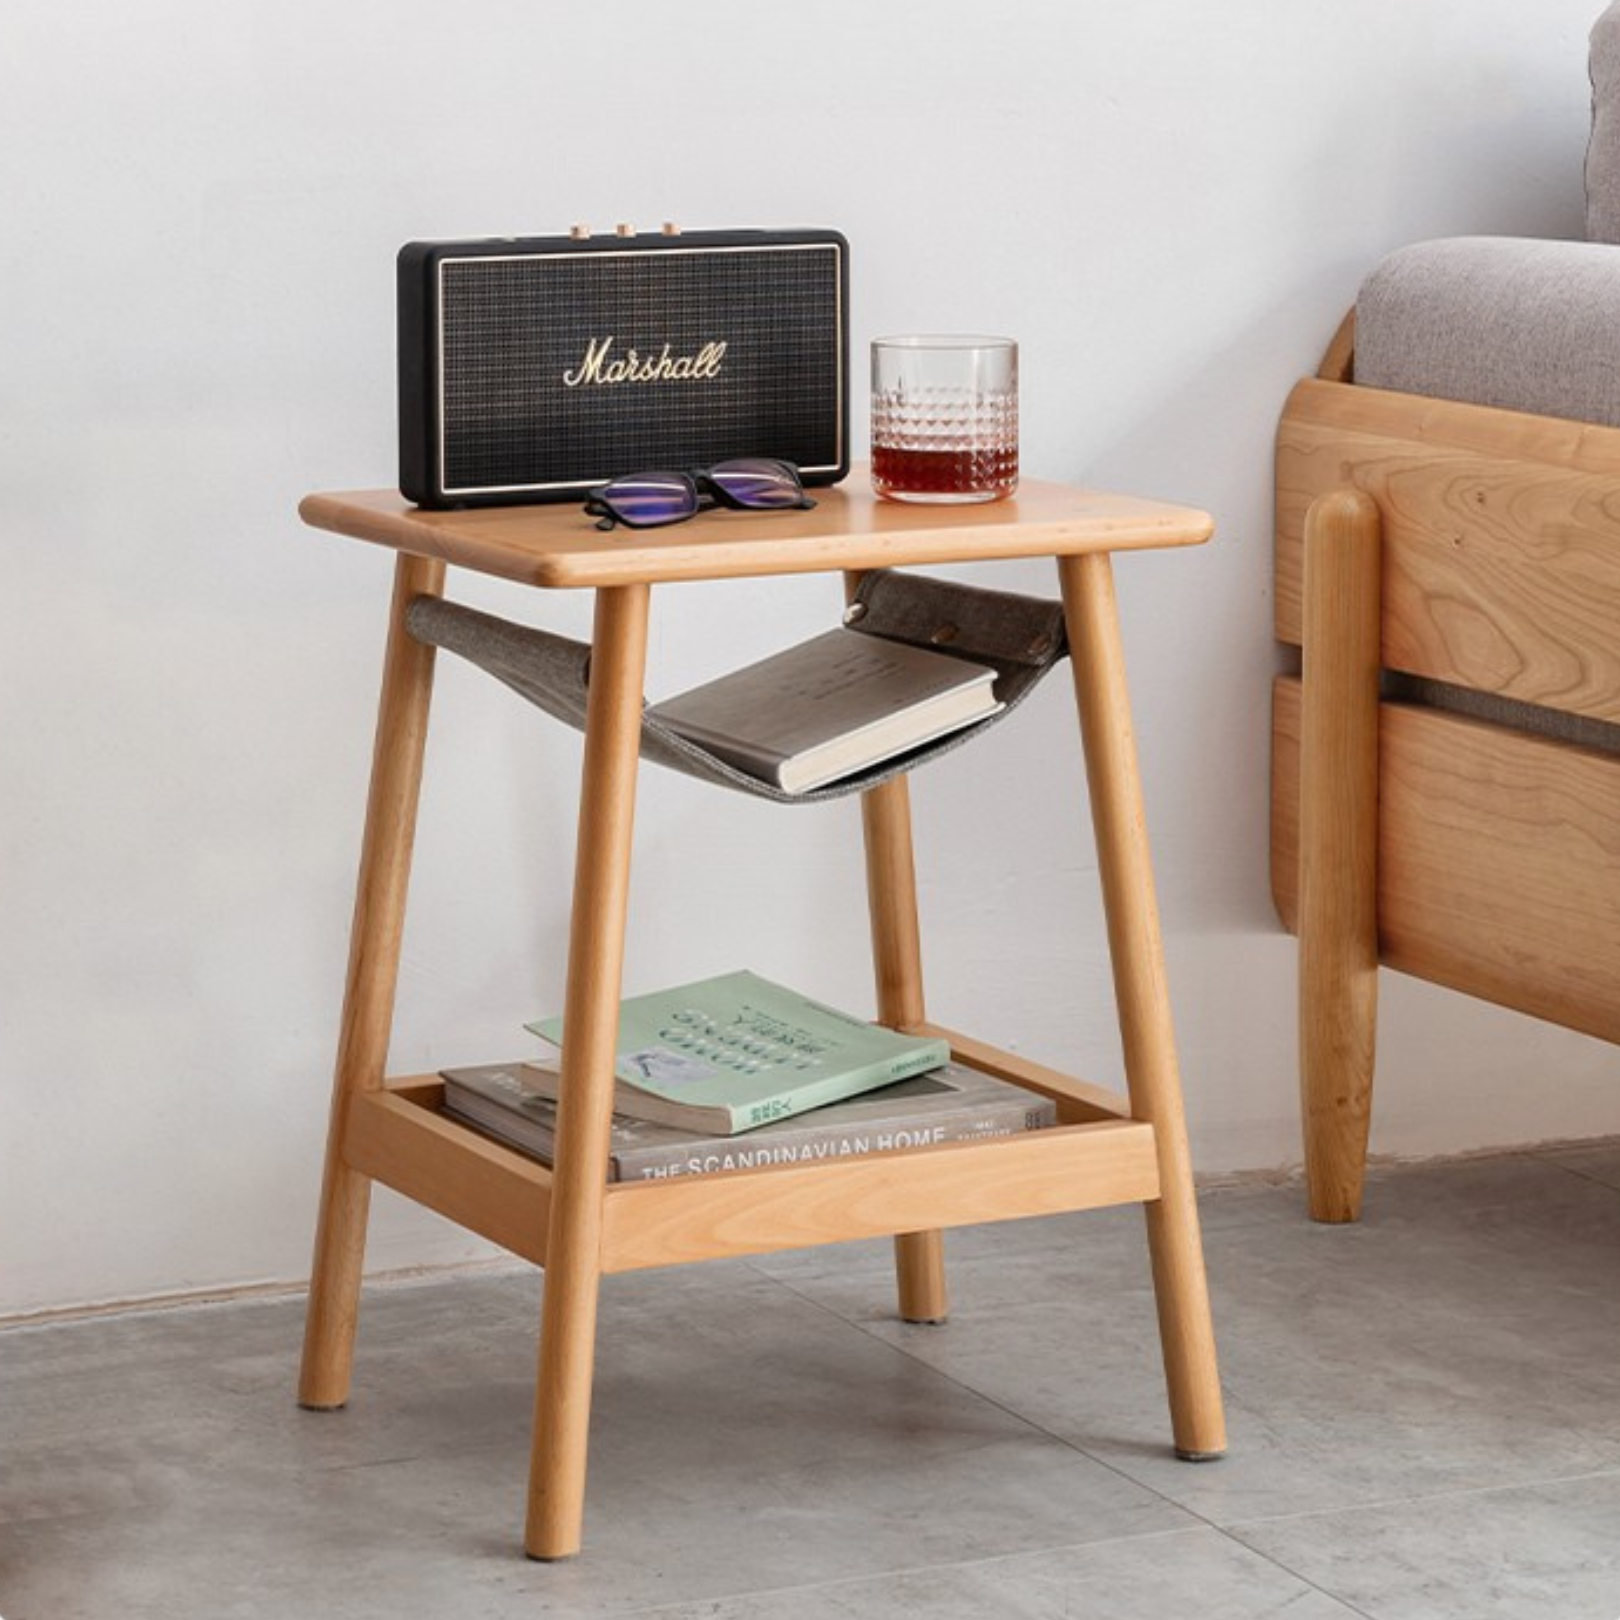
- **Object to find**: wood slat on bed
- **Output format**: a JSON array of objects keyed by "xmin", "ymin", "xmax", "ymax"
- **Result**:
[
  {"xmin": 1272, "ymin": 675, "xmax": 1620, "ymax": 1043},
  {"xmin": 1276, "ymin": 378, "xmax": 1620, "ymax": 725}
]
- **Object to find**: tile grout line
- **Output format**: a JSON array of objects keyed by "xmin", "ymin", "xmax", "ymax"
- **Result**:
[
  {"xmin": 1213, "ymin": 1466, "xmax": 1620, "ymax": 1620},
  {"xmin": 1202, "ymin": 1541, "xmax": 1380, "ymax": 1620},
  {"xmin": 1524, "ymin": 1148, "xmax": 1620, "ymax": 1196},
  {"xmin": 664, "ymin": 1251, "xmax": 1359, "ymax": 1615},
  {"xmin": 753, "ymin": 1260, "xmax": 1217, "ymax": 1501},
  {"xmin": 1196, "ymin": 1535, "xmax": 1382, "ymax": 1620},
  {"xmin": 588, "ymin": 1522, "xmax": 1258, "ymax": 1620},
  {"xmin": 1216, "ymin": 1461, "xmax": 1620, "ymax": 1536},
  {"xmin": 750, "ymin": 1264, "xmax": 1274, "ymax": 1534},
  {"xmin": 10, "ymin": 1243, "xmax": 1612, "ymax": 1619},
  {"xmin": 778, "ymin": 1245, "xmax": 1620, "ymax": 1539},
  {"xmin": 746, "ymin": 1262, "xmax": 1582, "ymax": 1620}
]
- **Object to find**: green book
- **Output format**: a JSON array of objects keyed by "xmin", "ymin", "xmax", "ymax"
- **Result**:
[{"xmin": 525, "ymin": 969, "xmax": 950, "ymax": 1134}]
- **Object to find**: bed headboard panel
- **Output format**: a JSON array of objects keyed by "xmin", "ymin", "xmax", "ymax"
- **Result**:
[
  {"xmin": 1272, "ymin": 373, "xmax": 1620, "ymax": 1042},
  {"xmin": 1275, "ymin": 376, "xmax": 1620, "ymax": 725}
]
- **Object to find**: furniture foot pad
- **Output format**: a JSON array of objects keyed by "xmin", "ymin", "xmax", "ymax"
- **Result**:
[
  {"xmin": 297, "ymin": 1400, "xmax": 349, "ymax": 1413},
  {"xmin": 901, "ymin": 1315, "xmax": 949, "ymax": 1326},
  {"xmin": 1174, "ymin": 1446, "xmax": 1226, "ymax": 1463}
]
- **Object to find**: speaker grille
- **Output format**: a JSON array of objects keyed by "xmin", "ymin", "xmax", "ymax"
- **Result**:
[{"xmin": 437, "ymin": 244, "xmax": 843, "ymax": 495}]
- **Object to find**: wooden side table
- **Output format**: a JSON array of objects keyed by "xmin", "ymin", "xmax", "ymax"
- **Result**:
[{"xmin": 295, "ymin": 472, "xmax": 1227, "ymax": 1560}]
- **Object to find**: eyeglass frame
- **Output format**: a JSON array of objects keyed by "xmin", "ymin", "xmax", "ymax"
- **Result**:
[{"xmin": 582, "ymin": 458, "xmax": 817, "ymax": 531}]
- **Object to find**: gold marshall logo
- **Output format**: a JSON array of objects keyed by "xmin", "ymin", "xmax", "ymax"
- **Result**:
[{"xmin": 562, "ymin": 336, "xmax": 727, "ymax": 387}]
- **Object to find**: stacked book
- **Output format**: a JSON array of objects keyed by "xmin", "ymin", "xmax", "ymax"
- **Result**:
[{"xmin": 440, "ymin": 970, "xmax": 1056, "ymax": 1182}]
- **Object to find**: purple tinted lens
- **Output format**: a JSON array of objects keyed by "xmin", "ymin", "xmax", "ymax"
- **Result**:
[
  {"xmin": 709, "ymin": 458, "xmax": 804, "ymax": 508},
  {"xmin": 600, "ymin": 472, "xmax": 697, "ymax": 525}
]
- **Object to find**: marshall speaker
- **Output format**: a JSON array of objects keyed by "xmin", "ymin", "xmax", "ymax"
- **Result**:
[{"xmin": 398, "ymin": 226, "xmax": 849, "ymax": 508}]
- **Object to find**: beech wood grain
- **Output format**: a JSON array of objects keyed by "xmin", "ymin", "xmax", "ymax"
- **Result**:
[
  {"xmin": 298, "ymin": 552, "xmax": 444, "ymax": 1411},
  {"xmin": 1273, "ymin": 675, "xmax": 1620, "ymax": 1043},
  {"xmin": 1276, "ymin": 378, "xmax": 1620, "ymax": 724},
  {"xmin": 842, "ymin": 567, "xmax": 949, "ymax": 1323},
  {"xmin": 1297, "ymin": 490, "xmax": 1382, "ymax": 1223},
  {"xmin": 301, "ymin": 473, "xmax": 1212, "ymax": 589},
  {"xmin": 1060, "ymin": 552, "xmax": 1226, "ymax": 1460},
  {"xmin": 298, "ymin": 473, "xmax": 1227, "ymax": 1557},
  {"xmin": 858, "ymin": 768, "xmax": 950, "ymax": 1324},
  {"xmin": 528, "ymin": 584, "xmax": 650, "ymax": 1561},
  {"xmin": 344, "ymin": 1087, "xmax": 551, "ymax": 1265},
  {"xmin": 913, "ymin": 1023, "xmax": 1131, "ymax": 1123},
  {"xmin": 596, "ymin": 1121, "xmax": 1161, "ymax": 1272}
]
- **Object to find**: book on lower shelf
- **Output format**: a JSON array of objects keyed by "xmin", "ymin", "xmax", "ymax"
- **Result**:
[
  {"xmin": 525, "ymin": 969, "xmax": 952, "ymax": 1134},
  {"xmin": 644, "ymin": 626, "xmax": 1003, "ymax": 793},
  {"xmin": 439, "ymin": 1059, "xmax": 1058, "ymax": 1182}
]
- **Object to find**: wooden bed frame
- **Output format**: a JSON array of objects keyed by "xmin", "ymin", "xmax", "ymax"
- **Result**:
[{"xmin": 1272, "ymin": 313, "xmax": 1620, "ymax": 1221}]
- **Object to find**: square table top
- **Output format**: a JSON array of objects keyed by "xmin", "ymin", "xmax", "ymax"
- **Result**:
[{"xmin": 300, "ymin": 469, "xmax": 1213, "ymax": 589}]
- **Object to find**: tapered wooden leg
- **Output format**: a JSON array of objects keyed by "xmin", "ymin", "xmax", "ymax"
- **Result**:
[
  {"xmin": 526, "ymin": 584, "xmax": 650, "ymax": 1561},
  {"xmin": 861, "ymin": 774, "xmax": 949, "ymax": 1324},
  {"xmin": 1299, "ymin": 489, "xmax": 1382, "ymax": 1223},
  {"xmin": 299, "ymin": 552, "xmax": 446, "ymax": 1410},
  {"xmin": 844, "ymin": 570, "xmax": 947, "ymax": 1323},
  {"xmin": 1059, "ymin": 552, "xmax": 1226, "ymax": 1461}
]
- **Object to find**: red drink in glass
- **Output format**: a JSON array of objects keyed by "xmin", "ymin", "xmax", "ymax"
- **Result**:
[
  {"xmin": 871, "ymin": 444, "xmax": 1019, "ymax": 501},
  {"xmin": 870, "ymin": 336, "xmax": 1019, "ymax": 504}
]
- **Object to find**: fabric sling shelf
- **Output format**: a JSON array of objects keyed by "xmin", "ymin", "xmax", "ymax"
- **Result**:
[
  {"xmin": 406, "ymin": 567, "xmax": 1070, "ymax": 803},
  {"xmin": 295, "ymin": 472, "xmax": 1228, "ymax": 1561}
]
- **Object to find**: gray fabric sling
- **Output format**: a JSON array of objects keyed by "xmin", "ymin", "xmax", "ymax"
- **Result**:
[{"xmin": 406, "ymin": 568, "xmax": 1070, "ymax": 804}]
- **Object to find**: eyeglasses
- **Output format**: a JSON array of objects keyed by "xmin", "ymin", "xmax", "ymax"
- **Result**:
[{"xmin": 583, "ymin": 458, "xmax": 816, "ymax": 531}]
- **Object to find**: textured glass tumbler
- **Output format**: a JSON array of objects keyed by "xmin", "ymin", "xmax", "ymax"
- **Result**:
[{"xmin": 871, "ymin": 335, "xmax": 1018, "ymax": 503}]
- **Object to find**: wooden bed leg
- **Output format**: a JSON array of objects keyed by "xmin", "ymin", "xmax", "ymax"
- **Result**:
[{"xmin": 1299, "ymin": 488, "xmax": 1382, "ymax": 1223}]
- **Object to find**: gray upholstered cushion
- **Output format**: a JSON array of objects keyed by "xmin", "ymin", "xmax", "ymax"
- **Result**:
[
  {"xmin": 1354, "ymin": 235, "xmax": 1620, "ymax": 425},
  {"xmin": 1590, "ymin": 2, "xmax": 1620, "ymax": 242}
]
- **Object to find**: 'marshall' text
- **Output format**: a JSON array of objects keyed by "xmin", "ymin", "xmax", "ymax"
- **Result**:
[{"xmin": 562, "ymin": 336, "xmax": 727, "ymax": 387}]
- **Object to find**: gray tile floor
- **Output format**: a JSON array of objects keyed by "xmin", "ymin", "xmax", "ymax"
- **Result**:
[{"xmin": 3, "ymin": 1142, "xmax": 1619, "ymax": 1620}]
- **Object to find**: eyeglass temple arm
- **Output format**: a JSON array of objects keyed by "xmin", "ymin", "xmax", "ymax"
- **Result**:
[{"xmin": 583, "ymin": 497, "xmax": 620, "ymax": 531}]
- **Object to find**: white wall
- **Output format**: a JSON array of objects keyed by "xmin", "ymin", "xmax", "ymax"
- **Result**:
[{"xmin": 3, "ymin": 0, "xmax": 1615, "ymax": 1318}]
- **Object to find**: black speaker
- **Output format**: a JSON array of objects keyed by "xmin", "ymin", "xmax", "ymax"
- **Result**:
[{"xmin": 398, "ymin": 227, "xmax": 849, "ymax": 508}]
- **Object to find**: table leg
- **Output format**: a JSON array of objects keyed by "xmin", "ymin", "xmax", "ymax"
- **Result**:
[
  {"xmin": 860, "ymin": 775, "xmax": 949, "ymax": 1325},
  {"xmin": 1058, "ymin": 552, "xmax": 1226, "ymax": 1461},
  {"xmin": 526, "ymin": 583, "xmax": 650, "ymax": 1560},
  {"xmin": 299, "ymin": 552, "xmax": 446, "ymax": 1411}
]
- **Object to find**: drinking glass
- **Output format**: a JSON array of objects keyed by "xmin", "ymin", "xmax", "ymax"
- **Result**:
[{"xmin": 870, "ymin": 335, "xmax": 1018, "ymax": 503}]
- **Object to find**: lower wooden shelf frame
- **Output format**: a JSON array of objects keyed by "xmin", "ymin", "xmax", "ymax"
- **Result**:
[{"xmin": 342, "ymin": 1047, "xmax": 1160, "ymax": 1277}]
